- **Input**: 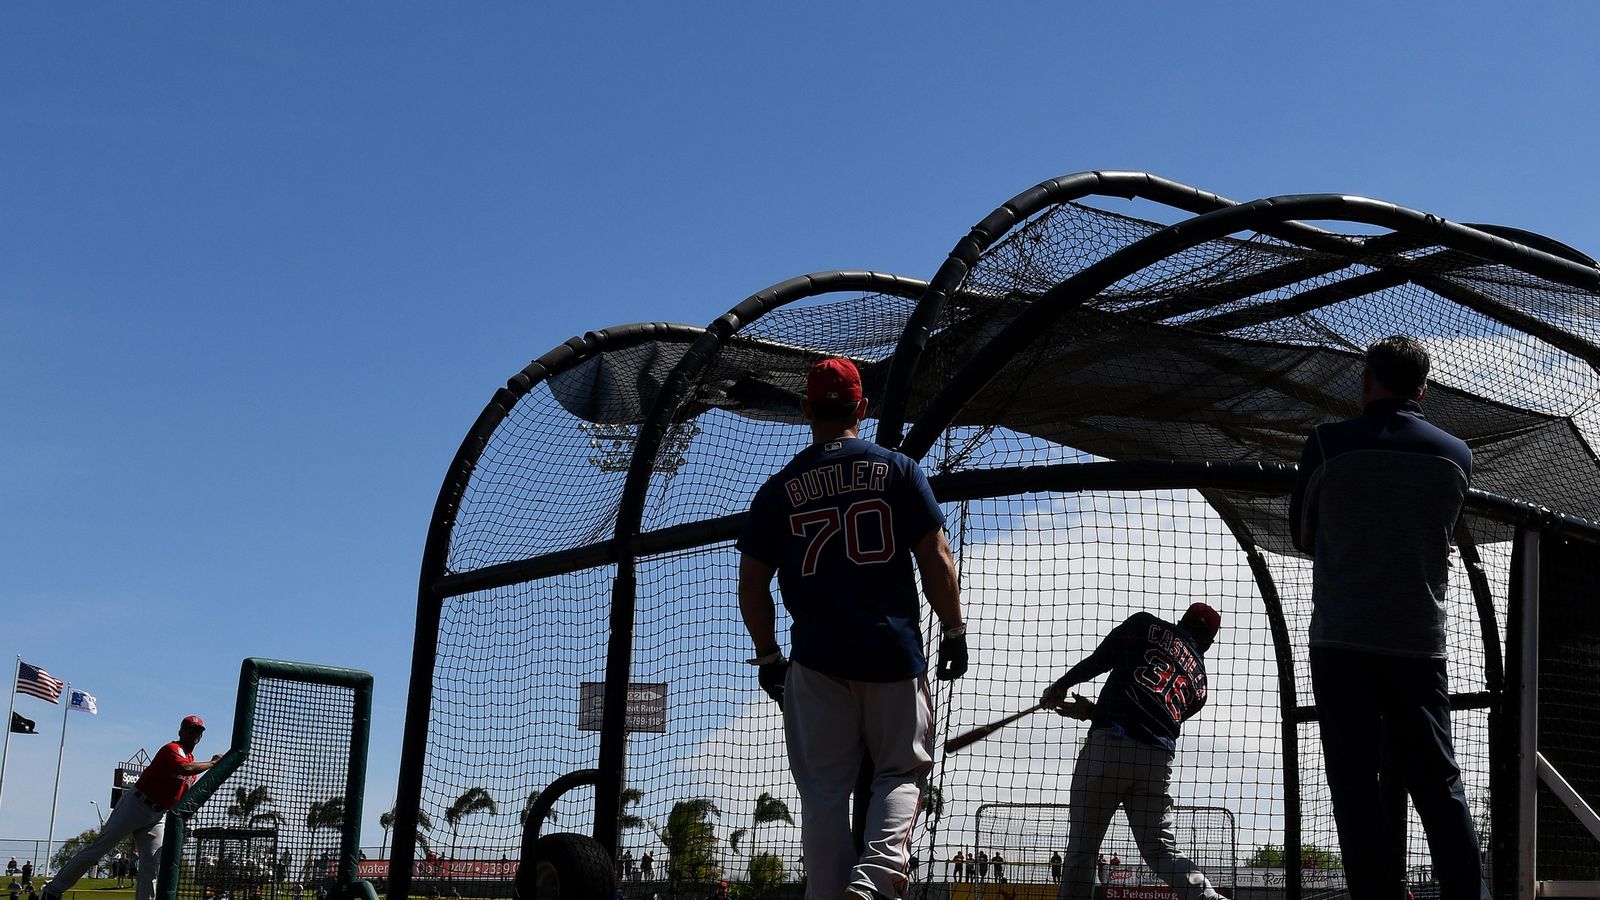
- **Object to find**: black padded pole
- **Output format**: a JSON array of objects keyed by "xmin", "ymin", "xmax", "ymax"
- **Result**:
[
  {"xmin": 1207, "ymin": 502, "xmax": 1304, "ymax": 900},
  {"xmin": 391, "ymin": 323, "xmax": 704, "ymax": 900}
]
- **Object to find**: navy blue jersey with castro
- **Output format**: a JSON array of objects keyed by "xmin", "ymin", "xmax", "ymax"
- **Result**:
[
  {"xmin": 738, "ymin": 437, "xmax": 945, "ymax": 682},
  {"xmin": 1063, "ymin": 612, "xmax": 1209, "ymax": 752}
]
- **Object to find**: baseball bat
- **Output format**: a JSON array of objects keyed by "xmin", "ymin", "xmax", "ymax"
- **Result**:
[{"xmin": 943, "ymin": 701, "xmax": 1047, "ymax": 754}]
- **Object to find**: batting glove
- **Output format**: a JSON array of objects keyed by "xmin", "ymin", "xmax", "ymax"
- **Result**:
[
  {"xmin": 1041, "ymin": 679, "xmax": 1071, "ymax": 709},
  {"xmin": 749, "ymin": 652, "xmax": 790, "ymax": 709},
  {"xmin": 936, "ymin": 623, "xmax": 968, "ymax": 681}
]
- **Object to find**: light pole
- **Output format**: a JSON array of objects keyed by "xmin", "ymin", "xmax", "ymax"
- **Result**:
[{"xmin": 90, "ymin": 800, "xmax": 105, "ymax": 829}]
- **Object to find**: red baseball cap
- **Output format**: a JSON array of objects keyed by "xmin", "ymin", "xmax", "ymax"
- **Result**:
[
  {"xmin": 1180, "ymin": 603, "xmax": 1222, "ymax": 638},
  {"xmin": 807, "ymin": 357, "xmax": 863, "ymax": 404},
  {"xmin": 181, "ymin": 715, "xmax": 206, "ymax": 730}
]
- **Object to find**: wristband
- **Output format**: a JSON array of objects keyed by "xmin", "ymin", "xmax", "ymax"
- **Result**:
[
  {"xmin": 747, "ymin": 651, "xmax": 785, "ymax": 666},
  {"xmin": 941, "ymin": 623, "xmax": 967, "ymax": 639}
]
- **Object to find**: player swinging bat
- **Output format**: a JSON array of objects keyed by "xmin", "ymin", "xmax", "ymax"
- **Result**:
[
  {"xmin": 1052, "ymin": 603, "xmax": 1226, "ymax": 900},
  {"xmin": 951, "ymin": 604, "xmax": 1228, "ymax": 900}
]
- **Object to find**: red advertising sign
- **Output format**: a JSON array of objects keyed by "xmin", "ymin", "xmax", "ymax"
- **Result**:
[{"xmin": 356, "ymin": 860, "xmax": 519, "ymax": 880}]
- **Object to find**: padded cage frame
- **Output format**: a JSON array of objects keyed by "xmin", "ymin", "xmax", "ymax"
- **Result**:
[{"xmin": 392, "ymin": 172, "xmax": 1600, "ymax": 900}]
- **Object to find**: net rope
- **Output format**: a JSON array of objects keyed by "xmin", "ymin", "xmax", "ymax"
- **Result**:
[
  {"xmin": 411, "ymin": 196, "xmax": 1600, "ymax": 897},
  {"xmin": 175, "ymin": 678, "xmax": 356, "ymax": 900}
]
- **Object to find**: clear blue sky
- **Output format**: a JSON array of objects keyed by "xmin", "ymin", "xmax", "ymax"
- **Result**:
[{"xmin": 4, "ymin": 1, "xmax": 1598, "ymax": 852}]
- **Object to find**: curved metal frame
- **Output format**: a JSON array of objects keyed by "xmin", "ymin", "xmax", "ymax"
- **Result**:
[
  {"xmin": 884, "ymin": 180, "xmax": 1599, "ymax": 896},
  {"xmin": 391, "ymin": 322, "xmax": 707, "ymax": 900},
  {"xmin": 595, "ymin": 270, "xmax": 932, "ymax": 852},
  {"xmin": 899, "ymin": 192, "xmax": 1600, "ymax": 464},
  {"xmin": 396, "ymin": 171, "xmax": 1600, "ymax": 900},
  {"xmin": 873, "ymin": 170, "xmax": 1448, "ymax": 448}
]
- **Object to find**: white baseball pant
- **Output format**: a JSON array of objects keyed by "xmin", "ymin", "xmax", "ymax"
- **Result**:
[
  {"xmin": 1059, "ymin": 730, "xmax": 1222, "ymax": 900},
  {"xmin": 45, "ymin": 789, "xmax": 166, "ymax": 900},
  {"xmin": 784, "ymin": 663, "xmax": 933, "ymax": 900}
]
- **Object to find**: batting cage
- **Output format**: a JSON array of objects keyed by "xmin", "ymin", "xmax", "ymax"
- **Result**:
[
  {"xmin": 159, "ymin": 658, "xmax": 376, "ymax": 900},
  {"xmin": 390, "ymin": 172, "xmax": 1600, "ymax": 900}
]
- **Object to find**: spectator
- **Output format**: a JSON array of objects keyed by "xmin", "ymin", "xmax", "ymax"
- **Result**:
[
  {"xmin": 19, "ymin": 865, "xmax": 30, "ymax": 887},
  {"xmin": 1290, "ymin": 335, "xmax": 1488, "ymax": 900},
  {"xmin": 1096, "ymin": 855, "xmax": 1107, "ymax": 885},
  {"xmin": 6, "ymin": 861, "xmax": 15, "ymax": 877},
  {"xmin": 1051, "ymin": 851, "xmax": 1063, "ymax": 883},
  {"xmin": 10, "ymin": 875, "xmax": 21, "ymax": 900},
  {"xmin": 950, "ymin": 851, "xmax": 965, "ymax": 879},
  {"xmin": 990, "ymin": 852, "xmax": 1005, "ymax": 884},
  {"xmin": 977, "ymin": 851, "xmax": 988, "ymax": 880},
  {"xmin": 908, "ymin": 854, "xmax": 919, "ymax": 881},
  {"xmin": 639, "ymin": 852, "xmax": 653, "ymax": 881}
]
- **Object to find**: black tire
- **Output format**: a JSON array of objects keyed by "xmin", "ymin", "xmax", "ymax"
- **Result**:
[{"xmin": 530, "ymin": 833, "xmax": 615, "ymax": 900}]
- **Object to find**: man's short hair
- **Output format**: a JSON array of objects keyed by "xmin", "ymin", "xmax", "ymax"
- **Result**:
[
  {"xmin": 1365, "ymin": 335, "xmax": 1431, "ymax": 398},
  {"xmin": 808, "ymin": 398, "xmax": 862, "ymax": 424}
]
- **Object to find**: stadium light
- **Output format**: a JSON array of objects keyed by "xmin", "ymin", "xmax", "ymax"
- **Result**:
[{"xmin": 578, "ymin": 423, "xmax": 700, "ymax": 475}]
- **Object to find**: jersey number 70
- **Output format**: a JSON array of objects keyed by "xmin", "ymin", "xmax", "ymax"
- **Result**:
[{"xmin": 789, "ymin": 499, "xmax": 895, "ymax": 575}]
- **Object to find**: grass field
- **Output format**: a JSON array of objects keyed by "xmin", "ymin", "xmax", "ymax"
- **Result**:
[{"xmin": 50, "ymin": 878, "xmax": 134, "ymax": 900}]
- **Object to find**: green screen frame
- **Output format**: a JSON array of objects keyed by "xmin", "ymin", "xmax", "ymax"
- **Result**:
[{"xmin": 158, "ymin": 657, "xmax": 376, "ymax": 900}]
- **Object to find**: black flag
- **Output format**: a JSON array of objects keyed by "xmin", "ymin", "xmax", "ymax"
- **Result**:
[{"xmin": 10, "ymin": 711, "xmax": 36, "ymax": 734}]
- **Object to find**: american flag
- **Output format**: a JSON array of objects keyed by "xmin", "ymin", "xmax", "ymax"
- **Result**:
[{"xmin": 17, "ymin": 661, "xmax": 64, "ymax": 703}]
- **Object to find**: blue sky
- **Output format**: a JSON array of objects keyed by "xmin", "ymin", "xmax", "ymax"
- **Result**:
[{"xmin": 4, "ymin": 1, "xmax": 1598, "ymax": 852}]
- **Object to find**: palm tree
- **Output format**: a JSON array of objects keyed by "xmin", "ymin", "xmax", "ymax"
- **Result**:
[
  {"xmin": 378, "ymin": 807, "xmax": 433, "ymax": 860},
  {"xmin": 923, "ymin": 784, "xmax": 945, "ymax": 835},
  {"xmin": 304, "ymin": 798, "xmax": 346, "ymax": 883},
  {"xmin": 655, "ymin": 799, "xmax": 721, "ymax": 886},
  {"xmin": 226, "ymin": 786, "xmax": 282, "ymax": 827},
  {"xmin": 619, "ymin": 787, "xmax": 646, "ymax": 832},
  {"xmin": 521, "ymin": 789, "xmax": 560, "ymax": 828},
  {"xmin": 307, "ymin": 798, "xmax": 346, "ymax": 832},
  {"xmin": 445, "ymin": 787, "xmax": 498, "ymax": 863},
  {"xmin": 730, "ymin": 792, "xmax": 792, "ymax": 861}
]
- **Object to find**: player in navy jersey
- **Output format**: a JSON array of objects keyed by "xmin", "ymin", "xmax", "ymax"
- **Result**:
[
  {"xmin": 738, "ymin": 357, "xmax": 967, "ymax": 900},
  {"xmin": 1040, "ymin": 605, "xmax": 1225, "ymax": 900}
]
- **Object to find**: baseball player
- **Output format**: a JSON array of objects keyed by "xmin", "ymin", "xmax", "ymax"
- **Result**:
[
  {"xmin": 738, "ymin": 357, "xmax": 967, "ymax": 900},
  {"xmin": 1040, "ymin": 604, "xmax": 1225, "ymax": 900},
  {"xmin": 44, "ymin": 716, "xmax": 221, "ymax": 900}
]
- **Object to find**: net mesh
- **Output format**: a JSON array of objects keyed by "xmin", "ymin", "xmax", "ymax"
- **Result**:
[
  {"xmin": 410, "ymin": 193, "xmax": 1600, "ymax": 897},
  {"xmin": 1533, "ymin": 533, "xmax": 1600, "ymax": 881},
  {"xmin": 176, "ymin": 677, "xmax": 356, "ymax": 900},
  {"xmin": 971, "ymin": 803, "xmax": 1237, "ymax": 890}
]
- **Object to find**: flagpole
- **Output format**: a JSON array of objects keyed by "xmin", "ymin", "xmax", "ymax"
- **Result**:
[
  {"xmin": 44, "ymin": 682, "xmax": 70, "ymax": 876},
  {"xmin": 0, "ymin": 656, "xmax": 18, "ymax": 817}
]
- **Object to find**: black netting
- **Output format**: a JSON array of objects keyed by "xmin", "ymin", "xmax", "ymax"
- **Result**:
[
  {"xmin": 416, "ymin": 570, "xmax": 611, "ymax": 886},
  {"xmin": 178, "ymin": 678, "xmax": 356, "ymax": 900},
  {"xmin": 1534, "ymin": 534, "xmax": 1600, "ymax": 881},
  {"xmin": 971, "ymin": 804, "xmax": 1238, "ymax": 891},
  {"xmin": 407, "ymin": 186, "xmax": 1600, "ymax": 899}
]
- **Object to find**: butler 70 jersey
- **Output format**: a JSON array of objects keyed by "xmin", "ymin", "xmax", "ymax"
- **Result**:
[{"xmin": 737, "ymin": 435, "xmax": 945, "ymax": 682}]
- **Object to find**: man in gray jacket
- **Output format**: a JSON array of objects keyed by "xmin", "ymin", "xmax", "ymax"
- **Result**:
[{"xmin": 1289, "ymin": 335, "xmax": 1487, "ymax": 900}]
